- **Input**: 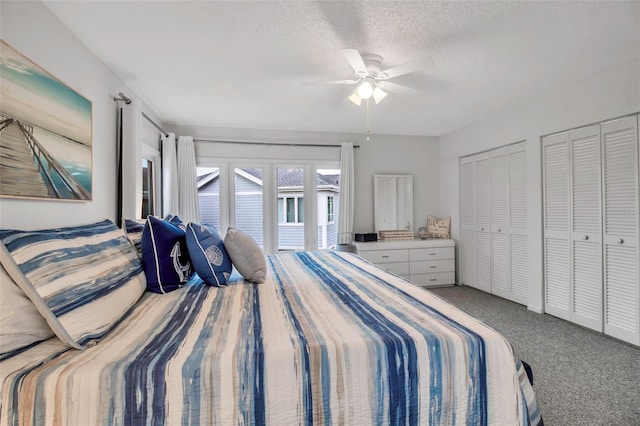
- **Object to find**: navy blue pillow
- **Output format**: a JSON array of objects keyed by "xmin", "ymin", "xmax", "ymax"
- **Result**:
[
  {"xmin": 164, "ymin": 214, "xmax": 185, "ymax": 230},
  {"xmin": 141, "ymin": 216, "xmax": 193, "ymax": 294},
  {"xmin": 186, "ymin": 223, "xmax": 232, "ymax": 287}
]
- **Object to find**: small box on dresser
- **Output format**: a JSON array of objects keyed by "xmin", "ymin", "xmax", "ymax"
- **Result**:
[{"xmin": 354, "ymin": 238, "xmax": 455, "ymax": 287}]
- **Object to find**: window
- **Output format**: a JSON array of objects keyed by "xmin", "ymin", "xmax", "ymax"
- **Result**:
[
  {"xmin": 279, "ymin": 196, "xmax": 304, "ymax": 223},
  {"xmin": 327, "ymin": 196, "xmax": 335, "ymax": 223},
  {"xmin": 197, "ymin": 167, "xmax": 221, "ymax": 230},
  {"xmin": 141, "ymin": 158, "xmax": 154, "ymax": 218}
]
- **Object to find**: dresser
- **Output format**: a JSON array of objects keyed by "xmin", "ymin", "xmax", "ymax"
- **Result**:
[{"xmin": 355, "ymin": 239, "xmax": 456, "ymax": 287}]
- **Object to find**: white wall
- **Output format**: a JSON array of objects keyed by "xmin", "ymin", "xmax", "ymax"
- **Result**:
[
  {"xmin": 172, "ymin": 125, "xmax": 441, "ymax": 235},
  {"xmin": 0, "ymin": 1, "xmax": 164, "ymax": 230},
  {"xmin": 439, "ymin": 58, "xmax": 640, "ymax": 313}
]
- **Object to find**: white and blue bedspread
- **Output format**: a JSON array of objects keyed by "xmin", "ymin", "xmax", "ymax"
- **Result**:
[{"xmin": 0, "ymin": 251, "xmax": 541, "ymax": 425}]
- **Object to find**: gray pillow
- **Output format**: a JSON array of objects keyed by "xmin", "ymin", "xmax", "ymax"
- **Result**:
[
  {"xmin": 0, "ymin": 264, "xmax": 53, "ymax": 356},
  {"xmin": 223, "ymin": 228, "xmax": 267, "ymax": 283}
]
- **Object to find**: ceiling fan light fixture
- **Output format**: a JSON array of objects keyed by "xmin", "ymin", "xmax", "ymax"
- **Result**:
[
  {"xmin": 348, "ymin": 90, "xmax": 362, "ymax": 105},
  {"xmin": 372, "ymin": 86, "xmax": 388, "ymax": 104},
  {"xmin": 356, "ymin": 80, "xmax": 374, "ymax": 99}
]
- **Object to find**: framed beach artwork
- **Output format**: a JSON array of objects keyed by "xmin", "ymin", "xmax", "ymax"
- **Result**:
[{"xmin": 0, "ymin": 40, "xmax": 92, "ymax": 201}]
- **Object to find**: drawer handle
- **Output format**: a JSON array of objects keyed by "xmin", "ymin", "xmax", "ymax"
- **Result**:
[
  {"xmin": 429, "ymin": 278, "xmax": 437, "ymax": 281},
  {"xmin": 584, "ymin": 235, "xmax": 589, "ymax": 240},
  {"xmin": 381, "ymin": 255, "xmax": 390, "ymax": 258},
  {"xmin": 617, "ymin": 238, "xmax": 624, "ymax": 244},
  {"xmin": 429, "ymin": 253, "xmax": 436, "ymax": 256},
  {"xmin": 430, "ymin": 266, "xmax": 437, "ymax": 269}
]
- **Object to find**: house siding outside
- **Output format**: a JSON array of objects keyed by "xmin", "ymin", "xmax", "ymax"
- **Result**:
[{"xmin": 198, "ymin": 170, "xmax": 339, "ymax": 250}]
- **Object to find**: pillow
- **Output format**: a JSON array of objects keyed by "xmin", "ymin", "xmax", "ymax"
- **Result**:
[
  {"xmin": 141, "ymin": 216, "xmax": 193, "ymax": 293},
  {"xmin": 0, "ymin": 219, "xmax": 146, "ymax": 349},
  {"xmin": 427, "ymin": 215, "xmax": 451, "ymax": 239},
  {"xmin": 164, "ymin": 214, "xmax": 186, "ymax": 230},
  {"xmin": 122, "ymin": 218, "xmax": 146, "ymax": 257},
  {"xmin": 186, "ymin": 223, "xmax": 232, "ymax": 287},
  {"xmin": 223, "ymin": 227, "xmax": 267, "ymax": 283},
  {"xmin": 0, "ymin": 263, "xmax": 53, "ymax": 357}
]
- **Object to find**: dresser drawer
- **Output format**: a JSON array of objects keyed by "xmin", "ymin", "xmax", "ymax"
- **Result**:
[
  {"xmin": 359, "ymin": 249, "xmax": 409, "ymax": 264},
  {"xmin": 411, "ymin": 272, "xmax": 455, "ymax": 287},
  {"xmin": 410, "ymin": 259, "xmax": 454, "ymax": 274},
  {"xmin": 376, "ymin": 262, "xmax": 410, "ymax": 276},
  {"xmin": 409, "ymin": 247, "xmax": 454, "ymax": 261}
]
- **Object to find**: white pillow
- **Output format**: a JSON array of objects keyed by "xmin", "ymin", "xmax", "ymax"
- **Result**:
[
  {"xmin": 0, "ymin": 264, "xmax": 53, "ymax": 356},
  {"xmin": 223, "ymin": 228, "xmax": 267, "ymax": 283}
]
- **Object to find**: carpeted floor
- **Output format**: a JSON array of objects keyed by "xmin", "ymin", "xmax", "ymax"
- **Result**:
[{"xmin": 430, "ymin": 285, "xmax": 640, "ymax": 426}]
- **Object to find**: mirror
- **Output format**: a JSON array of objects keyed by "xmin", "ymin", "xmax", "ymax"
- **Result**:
[{"xmin": 374, "ymin": 174, "xmax": 414, "ymax": 233}]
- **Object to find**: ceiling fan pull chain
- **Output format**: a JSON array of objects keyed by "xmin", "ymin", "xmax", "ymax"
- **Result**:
[{"xmin": 366, "ymin": 99, "xmax": 371, "ymax": 141}]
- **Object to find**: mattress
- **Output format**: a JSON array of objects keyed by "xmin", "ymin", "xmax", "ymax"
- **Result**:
[{"xmin": 0, "ymin": 251, "xmax": 541, "ymax": 425}]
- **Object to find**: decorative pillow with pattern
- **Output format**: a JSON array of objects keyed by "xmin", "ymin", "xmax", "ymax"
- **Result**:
[
  {"xmin": 427, "ymin": 215, "xmax": 451, "ymax": 239},
  {"xmin": 141, "ymin": 216, "xmax": 193, "ymax": 294},
  {"xmin": 186, "ymin": 223, "xmax": 232, "ymax": 287},
  {"xmin": 122, "ymin": 218, "xmax": 146, "ymax": 257},
  {"xmin": 0, "ymin": 219, "xmax": 146, "ymax": 349}
]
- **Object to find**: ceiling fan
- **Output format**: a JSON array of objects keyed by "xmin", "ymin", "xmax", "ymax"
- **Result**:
[{"xmin": 308, "ymin": 48, "xmax": 435, "ymax": 105}]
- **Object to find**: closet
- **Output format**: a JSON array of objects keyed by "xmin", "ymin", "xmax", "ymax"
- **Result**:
[
  {"xmin": 459, "ymin": 142, "xmax": 528, "ymax": 305},
  {"xmin": 542, "ymin": 115, "xmax": 639, "ymax": 346}
]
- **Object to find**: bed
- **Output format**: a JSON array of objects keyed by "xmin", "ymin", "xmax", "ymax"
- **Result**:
[{"xmin": 0, "ymin": 249, "xmax": 541, "ymax": 425}]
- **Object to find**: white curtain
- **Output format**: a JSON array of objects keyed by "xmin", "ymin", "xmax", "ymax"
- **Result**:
[
  {"xmin": 120, "ymin": 99, "xmax": 142, "ymax": 220},
  {"xmin": 177, "ymin": 135, "xmax": 200, "ymax": 224},
  {"xmin": 338, "ymin": 142, "xmax": 354, "ymax": 244},
  {"xmin": 161, "ymin": 133, "xmax": 179, "ymax": 216}
]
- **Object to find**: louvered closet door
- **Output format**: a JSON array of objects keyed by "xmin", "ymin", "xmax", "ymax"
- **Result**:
[
  {"xmin": 543, "ymin": 133, "xmax": 571, "ymax": 321},
  {"xmin": 570, "ymin": 125, "xmax": 602, "ymax": 332},
  {"xmin": 508, "ymin": 142, "xmax": 528, "ymax": 305},
  {"xmin": 602, "ymin": 116, "xmax": 639, "ymax": 346},
  {"xmin": 474, "ymin": 154, "xmax": 492, "ymax": 293},
  {"xmin": 490, "ymin": 148, "xmax": 510, "ymax": 299},
  {"xmin": 460, "ymin": 157, "xmax": 476, "ymax": 287}
]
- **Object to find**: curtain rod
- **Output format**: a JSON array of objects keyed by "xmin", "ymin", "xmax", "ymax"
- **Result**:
[
  {"xmin": 114, "ymin": 93, "xmax": 359, "ymax": 148},
  {"xmin": 141, "ymin": 111, "xmax": 169, "ymax": 138},
  {"xmin": 194, "ymin": 139, "xmax": 360, "ymax": 148}
]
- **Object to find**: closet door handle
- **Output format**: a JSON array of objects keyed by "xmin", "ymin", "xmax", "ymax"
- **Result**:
[
  {"xmin": 584, "ymin": 235, "xmax": 589, "ymax": 241},
  {"xmin": 498, "ymin": 228, "xmax": 502, "ymax": 232},
  {"xmin": 617, "ymin": 238, "xmax": 624, "ymax": 244}
]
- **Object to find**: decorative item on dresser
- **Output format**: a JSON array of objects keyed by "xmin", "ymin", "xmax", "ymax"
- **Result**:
[{"xmin": 355, "ymin": 238, "xmax": 455, "ymax": 287}]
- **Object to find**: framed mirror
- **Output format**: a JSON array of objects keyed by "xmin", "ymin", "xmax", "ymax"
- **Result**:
[{"xmin": 374, "ymin": 174, "xmax": 414, "ymax": 234}]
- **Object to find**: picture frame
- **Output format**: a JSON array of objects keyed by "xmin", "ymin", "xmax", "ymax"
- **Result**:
[{"xmin": 0, "ymin": 39, "xmax": 92, "ymax": 201}]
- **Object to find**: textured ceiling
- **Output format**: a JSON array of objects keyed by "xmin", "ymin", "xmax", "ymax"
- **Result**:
[{"xmin": 44, "ymin": 1, "xmax": 639, "ymax": 137}]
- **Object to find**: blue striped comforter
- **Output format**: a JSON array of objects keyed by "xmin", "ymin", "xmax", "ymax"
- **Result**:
[{"xmin": 0, "ymin": 251, "xmax": 541, "ymax": 425}]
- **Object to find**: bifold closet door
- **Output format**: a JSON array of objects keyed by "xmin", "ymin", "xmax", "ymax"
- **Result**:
[
  {"xmin": 543, "ymin": 133, "xmax": 571, "ymax": 321},
  {"xmin": 508, "ymin": 143, "xmax": 528, "ymax": 305},
  {"xmin": 602, "ymin": 116, "xmax": 639, "ymax": 345},
  {"xmin": 570, "ymin": 125, "xmax": 602, "ymax": 332},
  {"xmin": 474, "ymin": 154, "xmax": 492, "ymax": 293},
  {"xmin": 460, "ymin": 157, "xmax": 476, "ymax": 287},
  {"xmin": 490, "ymin": 148, "xmax": 510, "ymax": 299}
]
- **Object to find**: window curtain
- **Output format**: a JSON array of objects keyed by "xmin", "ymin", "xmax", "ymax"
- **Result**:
[
  {"xmin": 176, "ymin": 135, "xmax": 200, "ymax": 224},
  {"xmin": 119, "ymin": 98, "xmax": 142, "ymax": 221},
  {"xmin": 337, "ymin": 142, "xmax": 354, "ymax": 244},
  {"xmin": 161, "ymin": 132, "xmax": 179, "ymax": 216}
]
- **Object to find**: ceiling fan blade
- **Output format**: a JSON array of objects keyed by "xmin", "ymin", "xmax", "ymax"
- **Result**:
[
  {"xmin": 341, "ymin": 48, "xmax": 368, "ymax": 76},
  {"xmin": 378, "ymin": 56, "xmax": 435, "ymax": 80},
  {"xmin": 377, "ymin": 81, "xmax": 416, "ymax": 95},
  {"xmin": 303, "ymin": 79, "xmax": 360, "ymax": 86}
]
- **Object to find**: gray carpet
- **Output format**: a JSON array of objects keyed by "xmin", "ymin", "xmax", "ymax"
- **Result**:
[{"xmin": 429, "ymin": 286, "xmax": 640, "ymax": 426}]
